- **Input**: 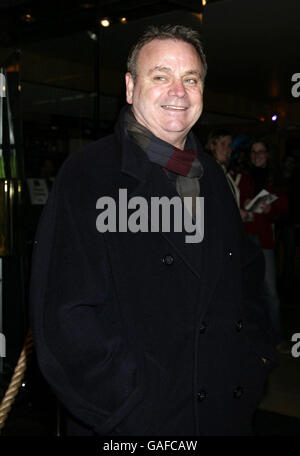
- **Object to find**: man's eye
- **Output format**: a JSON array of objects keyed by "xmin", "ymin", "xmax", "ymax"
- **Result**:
[
  {"xmin": 185, "ymin": 78, "xmax": 198, "ymax": 84},
  {"xmin": 154, "ymin": 76, "xmax": 166, "ymax": 81}
]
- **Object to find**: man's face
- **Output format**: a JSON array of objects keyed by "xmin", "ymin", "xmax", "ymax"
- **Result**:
[
  {"xmin": 212, "ymin": 135, "xmax": 232, "ymax": 166},
  {"xmin": 125, "ymin": 39, "xmax": 204, "ymax": 149},
  {"xmin": 250, "ymin": 142, "xmax": 268, "ymax": 168}
]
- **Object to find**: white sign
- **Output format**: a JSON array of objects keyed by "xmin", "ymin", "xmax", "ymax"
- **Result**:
[
  {"xmin": 27, "ymin": 178, "xmax": 49, "ymax": 205},
  {"xmin": 0, "ymin": 73, "xmax": 6, "ymax": 98},
  {"xmin": 0, "ymin": 332, "xmax": 5, "ymax": 358}
]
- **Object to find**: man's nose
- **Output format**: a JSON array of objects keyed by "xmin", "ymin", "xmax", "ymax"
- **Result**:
[{"xmin": 168, "ymin": 79, "xmax": 186, "ymax": 97}]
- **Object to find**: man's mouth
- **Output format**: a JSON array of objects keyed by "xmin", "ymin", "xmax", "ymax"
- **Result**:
[{"xmin": 161, "ymin": 105, "xmax": 188, "ymax": 111}]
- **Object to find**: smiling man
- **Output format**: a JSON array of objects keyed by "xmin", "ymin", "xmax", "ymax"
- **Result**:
[
  {"xmin": 30, "ymin": 25, "xmax": 276, "ymax": 436},
  {"xmin": 125, "ymin": 38, "xmax": 204, "ymax": 148}
]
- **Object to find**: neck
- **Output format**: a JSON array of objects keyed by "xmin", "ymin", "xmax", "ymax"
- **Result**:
[{"xmin": 171, "ymin": 136, "xmax": 187, "ymax": 150}]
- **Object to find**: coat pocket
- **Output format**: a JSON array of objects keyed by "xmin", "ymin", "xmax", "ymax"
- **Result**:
[{"xmin": 107, "ymin": 352, "xmax": 168, "ymax": 436}]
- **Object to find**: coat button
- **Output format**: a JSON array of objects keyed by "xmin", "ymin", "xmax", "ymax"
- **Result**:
[
  {"xmin": 235, "ymin": 320, "xmax": 243, "ymax": 332},
  {"xmin": 197, "ymin": 390, "xmax": 206, "ymax": 402},
  {"xmin": 199, "ymin": 322, "xmax": 207, "ymax": 334},
  {"xmin": 228, "ymin": 250, "xmax": 233, "ymax": 258},
  {"xmin": 162, "ymin": 254, "xmax": 174, "ymax": 265},
  {"xmin": 233, "ymin": 386, "xmax": 243, "ymax": 399}
]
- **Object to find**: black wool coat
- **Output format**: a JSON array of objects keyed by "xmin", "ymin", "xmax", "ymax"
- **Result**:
[{"xmin": 29, "ymin": 107, "xmax": 276, "ymax": 436}]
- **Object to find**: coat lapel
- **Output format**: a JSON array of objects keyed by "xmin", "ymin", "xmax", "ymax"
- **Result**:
[{"xmin": 120, "ymin": 131, "xmax": 223, "ymax": 315}]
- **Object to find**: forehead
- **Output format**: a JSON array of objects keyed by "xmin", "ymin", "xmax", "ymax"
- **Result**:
[
  {"xmin": 136, "ymin": 38, "xmax": 202, "ymax": 74},
  {"xmin": 251, "ymin": 142, "xmax": 267, "ymax": 152},
  {"xmin": 218, "ymin": 135, "xmax": 232, "ymax": 142}
]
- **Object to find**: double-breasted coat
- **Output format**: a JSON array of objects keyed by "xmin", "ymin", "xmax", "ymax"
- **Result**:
[{"xmin": 29, "ymin": 107, "xmax": 276, "ymax": 436}]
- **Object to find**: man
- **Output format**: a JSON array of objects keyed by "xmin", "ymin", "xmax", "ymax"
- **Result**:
[
  {"xmin": 205, "ymin": 129, "xmax": 253, "ymax": 222},
  {"xmin": 205, "ymin": 129, "xmax": 238, "ymax": 200},
  {"xmin": 29, "ymin": 25, "xmax": 276, "ymax": 436},
  {"xmin": 206, "ymin": 129, "xmax": 233, "ymax": 170}
]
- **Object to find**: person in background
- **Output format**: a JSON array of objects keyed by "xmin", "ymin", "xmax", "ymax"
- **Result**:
[
  {"xmin": 230, "ymin": 135, "xmax": 250, "ymax": 174},
  {"xmin": 205, "ymin": 130, "xmax": 253, "ymax": 222},
  {"xmin": 243, "ymin": 139, "xmax": 289, "ymax": 352}
]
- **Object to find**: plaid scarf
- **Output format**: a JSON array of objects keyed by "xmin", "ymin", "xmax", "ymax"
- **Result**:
[{"xmin": 125, "ymin": 108, "xmax": 203, "ymax": 213}]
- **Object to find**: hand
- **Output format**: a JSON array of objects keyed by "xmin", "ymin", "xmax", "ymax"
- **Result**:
[
  {"xmin": 239, "ymin": 209, "xmax": 248, "ymax": 222},
  {"xmin": 260, "ymin": 202, "xmax": 271, "ymax": 214},
  {"xmin": 261, "ymin": 357, "xmax": 267, "ymax": 364}
]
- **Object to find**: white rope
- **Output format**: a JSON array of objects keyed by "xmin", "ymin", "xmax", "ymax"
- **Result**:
[{"xmin": 0, "ymin": 329, "xmax": 33, "ymax": 431}]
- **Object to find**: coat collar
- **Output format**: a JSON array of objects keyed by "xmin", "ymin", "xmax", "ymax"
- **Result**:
[
  {"xmin": 114, "ymin": 105, "xmax": 151, "ymax": 183},
  {"xmin": 115, "ymin": 104, "xmax": 207, "ymax": 183}
]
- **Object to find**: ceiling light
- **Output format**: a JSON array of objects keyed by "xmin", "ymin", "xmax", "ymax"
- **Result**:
[
  {"xmin": 21, "ymin": 12, "xmax": 35, "ymax": 23},
  {"xmin": 272, "ymin": 114, "xmax": 278, "ymax": 122},
  {"xmin": 120, "ymin": 17, "xmax": 127, "ymax": 23},
  {"xmin": 100, "ymin": 18, "xmax": 110, "ymax": 27},
  {"xmin": 202, "ymin": 0, "xmax": 207, "ymax": 6}
]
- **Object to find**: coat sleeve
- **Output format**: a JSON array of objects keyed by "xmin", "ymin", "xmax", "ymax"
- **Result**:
[{"xmin": 29, "ymin": 170, "xmax": 145, "ymax": 435}]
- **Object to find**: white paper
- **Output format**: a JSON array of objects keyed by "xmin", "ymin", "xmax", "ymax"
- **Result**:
[
  {"xmin": 27, "ymin": 178, "xmax": 49, "ymax": 205},
  {"xmin": 245, "ymin": 189, "xmax": 278, "ymax": 213}
]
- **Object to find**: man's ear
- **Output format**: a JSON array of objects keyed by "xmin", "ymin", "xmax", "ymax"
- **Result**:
[{"xmin": 125, "ymin": 72, "xmax": 134, "ymax": 104}]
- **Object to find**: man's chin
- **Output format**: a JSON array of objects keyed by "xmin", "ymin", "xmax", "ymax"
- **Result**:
[{"xmin": 160, "ymin": 122, "xmax": 192, "ymax": 134}]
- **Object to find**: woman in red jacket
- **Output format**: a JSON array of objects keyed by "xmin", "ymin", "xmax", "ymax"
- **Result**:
[{"xmin": 243, "ymin": 140, "xmax": 288, "ymax": 349}]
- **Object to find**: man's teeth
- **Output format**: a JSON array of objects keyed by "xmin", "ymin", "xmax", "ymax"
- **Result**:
[{"xmin": 162, "ymin": 105, "xmax": 187, "ymax": 110}]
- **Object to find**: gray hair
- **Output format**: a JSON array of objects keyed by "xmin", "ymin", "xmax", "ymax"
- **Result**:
[{"xmin": 127, "ymin": 24, "xmax": 207, "ymax": 82}]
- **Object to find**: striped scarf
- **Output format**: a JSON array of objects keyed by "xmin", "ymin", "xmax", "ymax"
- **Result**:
[{"xmin": 125, "ymin": 108, "xmax": 203, "ymax": 212}]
